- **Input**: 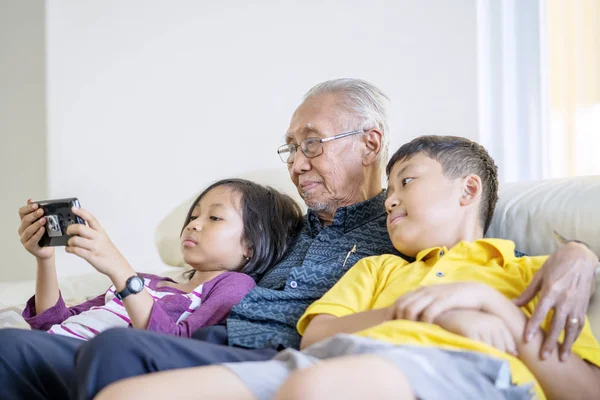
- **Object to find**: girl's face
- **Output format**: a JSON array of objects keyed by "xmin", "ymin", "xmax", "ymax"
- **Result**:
[{"xmin": 181, "ymin": 186, "xmax": 250, "ymax": 272}]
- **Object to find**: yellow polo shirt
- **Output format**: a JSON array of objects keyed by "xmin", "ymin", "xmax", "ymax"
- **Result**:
[{"xmin": 297, "ymin": 239, "xmax": 600, "ymax": 399}]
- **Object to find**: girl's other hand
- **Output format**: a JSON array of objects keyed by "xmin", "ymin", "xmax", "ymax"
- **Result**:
[
  {"xmin": 65, "ymin": 207, "xmax": 131, "ymax": 277},
  {"xmin": 18, "ymin": 199, "xmax": 55, "ymax": 260}
]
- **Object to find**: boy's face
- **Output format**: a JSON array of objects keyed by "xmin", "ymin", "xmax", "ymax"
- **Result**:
[{"xmin": 385, "ymin": 153, "xmax": 466, "ymax": 257}]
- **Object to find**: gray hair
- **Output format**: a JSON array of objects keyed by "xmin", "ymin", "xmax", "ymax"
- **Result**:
[{"xmin": 303, "ymin": 78, "xmax": 390, "ymax": 170}]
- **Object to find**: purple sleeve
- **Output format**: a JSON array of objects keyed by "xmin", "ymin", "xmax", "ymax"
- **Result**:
[
  {"xmin": 146, "ymin": 272, "xmax": 256, "ymax": 337},
  {"xmin": 22, "ymin": 292, "xmax": 107, "ymax": 331}
]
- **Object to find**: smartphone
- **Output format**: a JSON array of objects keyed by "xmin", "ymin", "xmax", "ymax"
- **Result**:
[{"xmin": 34, "ymin": 198, "xmax": 86, "ymax": 247}]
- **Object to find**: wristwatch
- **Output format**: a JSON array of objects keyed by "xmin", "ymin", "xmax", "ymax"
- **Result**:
[{"xmin": 115, "ymin": 275, "xmax": 144, "ymax": 300}]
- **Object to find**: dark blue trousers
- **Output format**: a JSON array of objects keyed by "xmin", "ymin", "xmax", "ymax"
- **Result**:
[
  {"xmin": 0, "ymin": 326, "xmax": 278, "ymax": 400},
  {"xmin": 0, "ymin": 328, "xmax": 83, "ymax": 399},
  {"xmin": 73, "ymin": 326, "xmax": 278, "ymax": 400}
]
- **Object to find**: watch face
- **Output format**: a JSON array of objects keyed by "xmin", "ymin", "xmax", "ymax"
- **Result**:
[{"xmin": 129, "ymin": 276, "xmax": 144, "ymax": 292}]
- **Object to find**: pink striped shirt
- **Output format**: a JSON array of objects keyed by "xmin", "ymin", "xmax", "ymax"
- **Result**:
[{"xmin": 22, "ymin": 272, "xmax": 256, "ymax": 341}]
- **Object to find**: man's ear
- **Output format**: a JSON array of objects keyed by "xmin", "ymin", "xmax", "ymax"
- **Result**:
[
  {"xmin": 460, "ymin": 174, "xmax": 483, "ymax": 206},
  {"xmin": 362, "ymin": 129, "xmax": 383, "ymax": 166}
]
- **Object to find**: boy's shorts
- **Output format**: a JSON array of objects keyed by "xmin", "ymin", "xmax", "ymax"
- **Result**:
[{"xmin": 225, "ymin": 334, "xmax": 534, "ymax": 400}]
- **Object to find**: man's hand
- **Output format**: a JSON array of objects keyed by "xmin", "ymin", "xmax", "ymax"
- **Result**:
[
  {"xmin": 514, "ymin": 242, "xmax": 598, "ymax": 361},
  {"xmin": 386, "ymin": 282, "xmax": 495, "ymax": 323},
  {"xmin": 65, "ymin": 207, "xmax": 130, "ymax": 277},
  {"xmin": 434, "ymin": 309, "xmax": 518, "ymax": 356}
]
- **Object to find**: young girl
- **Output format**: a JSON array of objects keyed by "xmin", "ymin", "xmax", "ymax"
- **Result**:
[{"xmin": 17, "ymin": 179, "xmax": 304, "ymax": 340}]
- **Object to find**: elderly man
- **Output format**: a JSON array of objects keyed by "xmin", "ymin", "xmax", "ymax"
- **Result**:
[{"xmin": 0, "ymin": 79, "xmax": 597, "ymax": 400}]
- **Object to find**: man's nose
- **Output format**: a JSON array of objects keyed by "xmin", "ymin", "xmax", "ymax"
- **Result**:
[{"xmin": 291, "ymin": 149, "xmax": 311, "ymax": 174}]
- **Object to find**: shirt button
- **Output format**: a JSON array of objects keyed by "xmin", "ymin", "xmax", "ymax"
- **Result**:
[
  {"xmin": 318, "ymin": 237, "xmax": 325, "ymax": 242},
  {"xmin": 435, "ymin": 271, "xmax": 444, "ymax": 277},
  {"xmin": 242, "ymin": 303, "xmax": 249, "ymax": 309},
  {"xmin": 439, "ymin": 250, "xmax": 445, "ymax": 256},
  {"xmin": 290, "ymin": 281, "xmax": 298, "ymax": 288}
]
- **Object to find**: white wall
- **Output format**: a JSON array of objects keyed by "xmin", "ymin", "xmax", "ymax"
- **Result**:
[
  {"xmin": 0, "ymin": 0, "xmax": 47, "ymax": 281},
  {"xmin": 45, "ymin": 0, "xmax": 479, "ymax": 277}
]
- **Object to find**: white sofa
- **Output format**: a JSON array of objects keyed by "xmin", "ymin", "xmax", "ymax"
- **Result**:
[
  {"xmin": 1, "ymin": 173, "xmax": 598, "ymax": 339},
  {"xmin": 152, "ymin": 173, "xmax": 600, "ymax": 338}
]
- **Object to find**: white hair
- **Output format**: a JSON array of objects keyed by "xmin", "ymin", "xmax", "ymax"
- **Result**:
[{"xmin": 303, "ymin": 78, "xmax": 391, "ymax": 170}]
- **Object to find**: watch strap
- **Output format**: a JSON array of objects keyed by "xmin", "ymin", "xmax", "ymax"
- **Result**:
[{"xmin": 115, "ymin": 275, "xmax": 143, "ymax": 300}]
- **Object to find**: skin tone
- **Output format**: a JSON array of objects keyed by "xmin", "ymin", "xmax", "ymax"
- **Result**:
[
  {"xmin": 514, "ymin": 241, "xmax": 597, "ymax": 360},
  {"xmin": 94, "ymin": 93, "xmax": 389, "ymax": 400},
  {"xmin": 384, "ymin": 153, "xmax": 482, "ymax": 257},
  {"xmin": 285, "ymin": 93, "xmax": 383, "ymax": 225},
  {"xmin": 90, "ymin": 97, "xmax": 597, "ymax": 399},
  {"xmin": 300, "ymin": 153, "xmax": 485, "ymax": 350},
  {"xmin": 299, "ymin": 154, "xmax": 600, "ymax": 399},
  {"xmin": 17, "ymin": 186, "xmax": 251, "ymax": 330}
]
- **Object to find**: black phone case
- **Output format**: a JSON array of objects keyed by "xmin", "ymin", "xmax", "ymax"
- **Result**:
[{"xmin": 35, "ymin": 198, "xmax": 85, "ymax": 247}]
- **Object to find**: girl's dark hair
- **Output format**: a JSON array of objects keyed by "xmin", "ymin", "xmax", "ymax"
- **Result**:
[{"xmin": 181, "ymin": 178, "xmax": 304, "ymax": 280}]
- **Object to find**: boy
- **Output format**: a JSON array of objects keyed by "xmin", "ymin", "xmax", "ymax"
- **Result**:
[{"xmin": 96, "ymin": 136, "xmax": 600, "ymax": 400}]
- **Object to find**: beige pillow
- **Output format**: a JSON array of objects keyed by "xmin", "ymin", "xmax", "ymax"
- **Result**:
[{"xmin": 0, "ymin": 306, "xmax": 29, "ymax": 330}]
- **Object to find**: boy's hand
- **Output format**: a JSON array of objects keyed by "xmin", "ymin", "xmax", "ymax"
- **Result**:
[
  {"xmin": 387, "ymin": 282, "xmax": 495, "ymax": 323},
  {"xmin": 18, "ymin": 199, "xmax": 54, "ymax": 260},
  {"xmin": 65, "ymin": 207, "xmax": 129, "ymax": 277},
  {"xmin": 434, "ymin": 309, "xmax": 518, "ymax": 356}
]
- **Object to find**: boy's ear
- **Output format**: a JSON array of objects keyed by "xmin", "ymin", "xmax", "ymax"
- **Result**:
[
  {"xmin": 362, "ymin": 129, "xmax": 383, "ymax": 166},
  {"xmin": 460, "ymin": 174, "xmax": 482, "ymax": 206}
]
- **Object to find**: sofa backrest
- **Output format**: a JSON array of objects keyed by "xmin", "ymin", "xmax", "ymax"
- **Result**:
[
  {"xmin": 487, "ymin": 176, "xmax": 600, "ymax": 257},
  {"xmin": 156, "ymin": 173, "xmax": 600, "ymax": 267}
]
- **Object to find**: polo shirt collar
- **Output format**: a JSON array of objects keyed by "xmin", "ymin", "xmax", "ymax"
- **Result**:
[{"xmin": 415, "ymin": 238, "xmax": 516, "ymax": 267}]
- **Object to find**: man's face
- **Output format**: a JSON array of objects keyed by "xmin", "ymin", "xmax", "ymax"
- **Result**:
[
  {"xmin": 285, "ymin": 94, "xmax": 366, "ymax": 216},
  {"xmin": 385, "ymin": 153, "xmax": 465, "ymax": 257}
]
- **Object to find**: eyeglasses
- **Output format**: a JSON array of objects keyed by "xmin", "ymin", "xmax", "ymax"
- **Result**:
[{"xmin": 277, "ymin": 130, "xmax": 365, "ymax": 164}]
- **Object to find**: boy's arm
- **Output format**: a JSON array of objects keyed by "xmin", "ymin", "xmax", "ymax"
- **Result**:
[
  {"xmin": 376, "ymin": 281, "xmax": 600, "ymax": 398},
  {"xmin": 299, "ymin": 256, "xmax": 399, "ymax": 350},
  {"xmin": 301, "ymin": 308, "xmax": 389, "ymax": 349},
  {"xmin": 482, "ymin": 288, "xmax": 600, "ymax": 399}
]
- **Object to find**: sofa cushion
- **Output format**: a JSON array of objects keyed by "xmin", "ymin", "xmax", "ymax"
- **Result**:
[
  {"xmin": 487, "ymin": 176, "xmax": 600, "ymax": 336},
  {"xmin": 487, "ymin": 176, "xmax": 600, "ymax": 257}
]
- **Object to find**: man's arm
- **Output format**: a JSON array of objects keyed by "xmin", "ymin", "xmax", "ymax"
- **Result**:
[
  {"xmin": 483, "ymin": 288, "xmax": 600, "ymax": 400},
  {"xmin": 552, "ymin": 233, "xmax": 598, "ymax": 299}
]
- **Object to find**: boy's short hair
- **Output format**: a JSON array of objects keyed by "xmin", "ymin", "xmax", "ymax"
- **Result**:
[{"xmin": 386, "ymin": 135, "xmax": 499, "ymax": 233}]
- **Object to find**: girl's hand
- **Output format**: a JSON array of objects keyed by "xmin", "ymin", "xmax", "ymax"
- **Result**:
[
  {"xmin": 18, "ymin": 199, "xmax": 55, "ymax": 260},
  {"xmin": 434, "ymin": 309, "xmax": 518, "ymax": 356},
  {"xmin": 65, "ymin": 207, "xmax": 130, "ymax": 277},
  {"xmin": 386, "ymin": 282, "xmax": 496, "ymax": 323}
]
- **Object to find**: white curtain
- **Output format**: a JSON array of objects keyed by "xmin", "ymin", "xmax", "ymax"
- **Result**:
[
  {"xmin": 546, "ymin": 0, "xmax": 600, "ymax": 178},
  {"xmin": 477, "ymin": 0, "xmax": 600, "ymax": 182},
  {"xmin": 476, "ymin": 0, "xmax": 549, "ymax": 182}
]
